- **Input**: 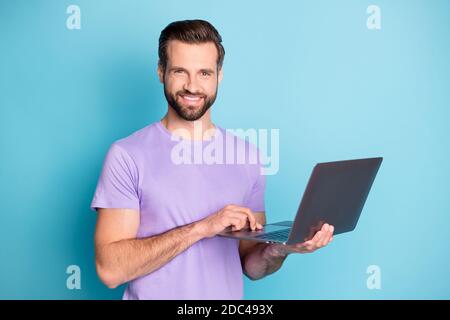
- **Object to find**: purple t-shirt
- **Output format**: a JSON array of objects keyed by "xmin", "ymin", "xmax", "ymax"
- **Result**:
[{"xmin": 90, "ymin": 121, "xmax": 265, "ymax": 300}]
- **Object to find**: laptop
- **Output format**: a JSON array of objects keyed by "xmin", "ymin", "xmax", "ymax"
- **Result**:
[{"xmin": 218, "ymin": 157, "xmax": 383, "ymax": 245}]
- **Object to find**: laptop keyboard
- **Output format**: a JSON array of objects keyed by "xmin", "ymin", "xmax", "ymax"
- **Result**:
[{"xmin": 254, "ymin": 228, "xmax": 291, "ymax": 242}]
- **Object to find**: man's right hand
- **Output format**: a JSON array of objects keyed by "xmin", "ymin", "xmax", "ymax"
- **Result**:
[{"xmin": 198, "ymin": 205, "xmax": 263, "ymax": 238}]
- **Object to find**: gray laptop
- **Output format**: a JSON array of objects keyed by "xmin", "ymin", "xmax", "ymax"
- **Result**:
[{"xmin": 218, "ymin": 157, "xmax": 383, "ymax": 245}]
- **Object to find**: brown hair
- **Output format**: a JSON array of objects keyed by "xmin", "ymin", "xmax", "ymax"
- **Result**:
[{"xmin": 158, "ymin": 19, "xmax": 225, "ymax": 71}]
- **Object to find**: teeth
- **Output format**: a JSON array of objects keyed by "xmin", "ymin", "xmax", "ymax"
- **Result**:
[{"xmin": 182, "ymin": 95, "xmax": 201, "ymax": 101}]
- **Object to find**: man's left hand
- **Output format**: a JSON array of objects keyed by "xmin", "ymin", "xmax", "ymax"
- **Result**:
[{"xmin": 266, "ymin": 223, "xmax": 334, "ymax": 256}]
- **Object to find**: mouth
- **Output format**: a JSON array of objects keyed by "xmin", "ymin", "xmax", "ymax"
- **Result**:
[{"xmin": 178, "ymin": 94, "xmax": 204, "ymax": 107}]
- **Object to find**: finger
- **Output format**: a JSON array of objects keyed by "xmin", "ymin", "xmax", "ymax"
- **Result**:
[
  {"xmin": 229, "ymin": 217, "xmax": 244, "ymax": 231},
  {"xmin": 239, "ymin": 207, "xmax": 257, "ymax": 231},
  {"xmin": 231, "ymin": 207, "xmax": 257, "ymax": 231},
  {"xmin": 231, "ymin": 221, "xmax": 246, "ymax": 231},
  {"xmin": 321, "ymin": 224, "xmax": 334, "ymax": 247},
  {"xmin": 228, "ymin": 217, "xmax": 239, "ymax": 231},
  {"xmin": 301, "ymin": 235, "xmax": 319, "ymax": 251},
  {"xmin": 310, "ymin": 229, "xmax": 325, "ymax": 248},
  {"xmin": 236, "ymin": 216, "xmax": 248, "ymax": 231},
  {"xmin": 228, "ymin": 212, "xmax": 252, "ymax": 229},
  {"xmin": 322, "ymin": 225, "xmax": 334, "ymax": 246},
  {"xmin": 311, "ymin": 229, "xmax": 323, "ymax": 243},
  {"xmin": 228, "ymin": 211, "xmax": 248, "ymax": 220},
  {"xmin": 316, "ymin": 224, "xmax": 330, "ymax": 247},
  {"xmin": 229, "ymin": 205, "xmax": 262, "ymax": 230}
]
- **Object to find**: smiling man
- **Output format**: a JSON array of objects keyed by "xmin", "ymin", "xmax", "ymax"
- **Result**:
[{"xmin": 90, "ymin": 19, "xmax": 334, "ymax": 300}]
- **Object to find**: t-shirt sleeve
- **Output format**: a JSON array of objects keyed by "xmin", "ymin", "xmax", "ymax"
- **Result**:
[
  {"xmin": 244, "ymin": 158, "xmax": 266, "ymax": 213},
  {"xmin": 90, "ymin": 143, "xmax": 140, "ymax": 212}
]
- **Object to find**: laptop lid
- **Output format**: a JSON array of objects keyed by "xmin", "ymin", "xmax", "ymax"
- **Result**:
[{"xmin": 286, "ymin": 157, "xmax": 383, "ymax": 245}]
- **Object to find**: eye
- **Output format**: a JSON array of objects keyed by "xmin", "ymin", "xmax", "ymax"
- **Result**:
[
  {"xmin": 174, "ymin": 69, "xmax": 185, "ymax": 74},
  {"xmin": 201, "ymin": 71, "xmax": 211, "ymax": 77}
]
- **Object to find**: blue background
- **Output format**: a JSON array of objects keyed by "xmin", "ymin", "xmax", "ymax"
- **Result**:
[{"xmin": 1, "ymin": 0, "xmax": 449, "ymax": 299}]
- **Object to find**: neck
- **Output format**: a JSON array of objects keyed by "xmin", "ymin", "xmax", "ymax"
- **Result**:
[{"xmin": 160, "ymin": 106, "xmax": 216, "ymax": 141}]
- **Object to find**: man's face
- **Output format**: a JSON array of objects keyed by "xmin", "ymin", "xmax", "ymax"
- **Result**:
[{"xmin": 158, "ymin": 40, "xmax": 223, "ymax": 121}]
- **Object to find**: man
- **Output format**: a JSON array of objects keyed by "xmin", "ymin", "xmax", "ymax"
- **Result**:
[{"xmin": 90, "ymin": 19, "xmax": 334, "ymax": 300}]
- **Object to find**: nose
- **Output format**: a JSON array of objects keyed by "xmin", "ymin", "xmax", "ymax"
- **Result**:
[{"xmin": 183, "ymin": 75, "xmax": 201, "ymax": 94}]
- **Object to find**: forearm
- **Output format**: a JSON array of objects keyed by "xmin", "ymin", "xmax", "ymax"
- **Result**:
[
  {"xmin": 96, "ymin": 221, "xmax": 204, "ymax": 288},
  {"xmin": 242, "ymin": 243, "xmax": 289, "ymax": 281}
]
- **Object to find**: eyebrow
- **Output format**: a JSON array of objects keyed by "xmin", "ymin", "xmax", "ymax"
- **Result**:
[
  {"xmin": 199, "ymin": 68, "xmax": 215, "ymax": 74},
  {"xmin": 169, "ymin": 66, "xmax": 216, "ymax": 74}
]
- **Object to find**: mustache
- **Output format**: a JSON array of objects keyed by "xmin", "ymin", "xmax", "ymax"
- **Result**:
[{"xmin": 176, "ymin": 90, "xmax": 206, "ymax": 98}]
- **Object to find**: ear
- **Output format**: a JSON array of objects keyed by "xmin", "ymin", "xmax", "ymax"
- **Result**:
[
  {"xmin": 218, "ymin": 68, "xmax": 223, "ymax": 84},
  {"xmin": 157, "ymin": 63, "xmax": 164, "ymax": 83}
]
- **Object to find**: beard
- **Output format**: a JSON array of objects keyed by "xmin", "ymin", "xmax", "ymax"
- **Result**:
[{"xmin": 163, "ymin": 82, "xmax": 218, "ymax": 121}]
